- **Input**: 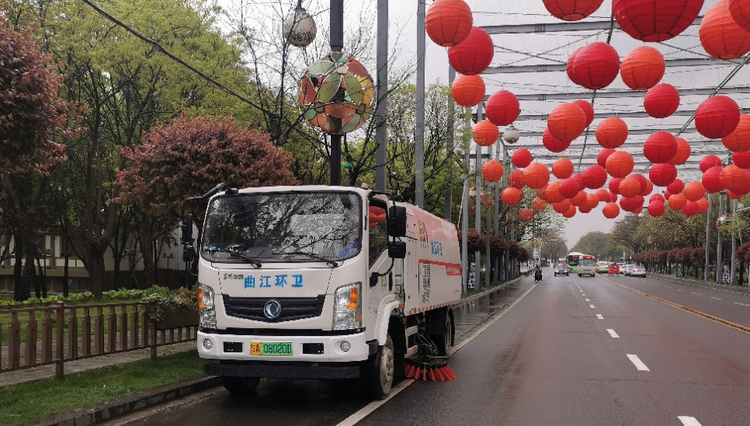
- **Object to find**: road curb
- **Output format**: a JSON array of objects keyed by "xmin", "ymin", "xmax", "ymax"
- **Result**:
[{"xmin": 26, "ymin": 376, "xmax": 222, "ymax": 426}]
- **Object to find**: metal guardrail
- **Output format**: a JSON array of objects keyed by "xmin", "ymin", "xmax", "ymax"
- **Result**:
[{"xmin": 0, "ymin": 301, "xmax": 197, "ymax": 378}]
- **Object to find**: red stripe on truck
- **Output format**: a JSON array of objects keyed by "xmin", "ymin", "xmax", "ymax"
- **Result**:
[{"xmin": 418, "ymin": 259, "xmax": 462, "ymax": 276}]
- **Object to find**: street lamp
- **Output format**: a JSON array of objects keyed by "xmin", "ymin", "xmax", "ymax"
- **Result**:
[{"xmin": 162, "ymin": 252, "xmax": 174, "ymax": 270}]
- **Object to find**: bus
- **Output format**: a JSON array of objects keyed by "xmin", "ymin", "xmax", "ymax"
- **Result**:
[
  {"xmin": 565, "ymin": 252, "xmax": 586, "ymax": 272},
  {"xmin": 566, "ymin": 252, "xmax": 598, "ymax": 275}
]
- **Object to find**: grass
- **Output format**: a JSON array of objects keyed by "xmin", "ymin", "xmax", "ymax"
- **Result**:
[{"xmin": 0, "ymin": 350, "xmax": 207, "ymax": 426}]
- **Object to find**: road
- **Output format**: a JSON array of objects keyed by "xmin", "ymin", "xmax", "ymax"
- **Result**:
[{"xmin": 109, "ymin": 271, "xmax": 750, "ymax": 426}]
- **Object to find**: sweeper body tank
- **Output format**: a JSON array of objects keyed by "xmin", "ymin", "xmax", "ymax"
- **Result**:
[{"xmin": 189, "ymin": 185, "xmax": 462, "ymax": 399}]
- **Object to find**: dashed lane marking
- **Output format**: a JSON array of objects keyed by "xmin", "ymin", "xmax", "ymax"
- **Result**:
[
  {"xmin": 735, "ymin": 302, "xmax": 750, "ymax": 307},
  {"xmin": 711, "ymin": 297, "xmax": 722, "ymax": 301},
  {"xmin": 607, "ymin": 329, "xmax": 620, "ymax": 338},
  {"xmin": 596, "ymin": 314, "xmax": 604, "ymax": 319},
  {"xmin": 678, "ymin": 416, "xmax": 702, "ymax": 426},
  {"xmin": 585, "ymin": 298, "xmax": 590, "ymax": 302},
  {"xmin": 589, "ymin": 304, "xmax": 596, "ymax": 309},
  {"xmin": 627, "ymin": 354, "xmax": 650, "ymax": 371}
]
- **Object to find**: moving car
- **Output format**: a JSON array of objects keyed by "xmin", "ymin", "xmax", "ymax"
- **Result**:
[
  {"xmin": 608, "ymin": 263, "xmax": 620, "ymax": 276},
  {"xmin": 622, "ymin": 264, "xmax": 634, "ymax": 276},
  {"xmin": 596, "ymin": 262, "xmax": 610, "ymax": 273},
  {"xmin": 630, "ymin": 265, "xmax": 647, "ymax": 277},
  {"xmin": 554, "ymin": 263, "xmax": 569, "ymax": 276}
]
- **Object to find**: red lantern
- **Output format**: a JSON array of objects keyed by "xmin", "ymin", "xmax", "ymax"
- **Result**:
[
  {"xmin": 730, "ymin": 0, "xmax": 750, "ymax": 31},
  {"xmin": 648, "ymin": 201, "xmax": 666, "ymax": 216},
  {"xmin": 451, "ymin": 74, "xmax": 485, "ymax": 107},
  {"xmin": 426, "ymin": 0, "xmax": 473, "ymax": 47},
  {"xmin": 559, "ymin": 177, "xmax": 581, "ymax": 198},
  {"xmin": 602, "ymin": 202, "xmax": 620, "ymax": 219},
  {"xmin": 553, "ymin": 158, "xmax": 574, "ymax": 179},
  {"xmin": 532, "ymin": 197, "xmax": 547, "ymax": 211},
  {"xmin": 595, "ymin": 117, "xmax": 628, "ymax": 149},
  {"xmin": 700, "ymin": 0, "xmax": 750, "ymax": 60},
  {"xmin": 547, "ymin": 102, "xmax": 587, "ymax": 142},
  {"xmin": 571, "ymin": 42, "xmax": 621, "ymax": 90},
  {"xmin": 683, "ymin": 181, "xmax": 706, "ymax": 201},
  {"xmin": 569, "ymin": 190, "xmax": 588, "ymax": 206},
  {"xmin": 642, "ymin": 179, "xmax": 654, "ymax": 196},
  {"xmin": 730, "ymin": 176, "xmax": 750, "ymax": 196},
  {"xmin": 519, "ymin": 208, "xmax": 534, "ymax": 222},
  {"xmin": 619, "ymin": 177, "xmax": 641, "ymax": 198},
  {"xmin": 597, "ymin": 148, "xmax": 616, "ymax": 167},
  {"xmin": 485, "ymin": 90, "xmax": 520, "ymax": 126},
  {"xmin": 501, "ymin": 187, "xmax": 521, "ymax": 205},
  {"xmin": 545, "ymin": 181, "xmax": 565, "ymax": 203},
  {"xmin": 567, "ymin": 47, "xmax": 585, "ymax": 86},
  {"xmin": 683, "ymin": 201, "xmax": 700, "ymax": 216},
  {"xmin": 563, "ymin": 205, "xmax": 578, "ymax": 218},
  {"xmin": 509, "ymin": 170, "xmax": 525, "ymax": 189},
  {"xmin": 543, "ymin": 128, "xmax": 572, "ymax": 153},
  {"xmin": 668, "ymin": 137, "xmax": 691, "ymax": 165},
  {"xmin": 512, "ymin": 148, "xmax": 533, "ymax": 168},
  {"xmin": 668, "ymin": 193, "xmax": 687, "ymax": 210},
  {"xmin": 650, "ymin": 163, "xmax": 678, "ymax": 187},
  {"xmin": 582, "ymin": 165, "xmax": 607, "ymax": 189},
  {"xmin": 482, "ymin": 159, "xmax": 504, "ymax": 182},
  {"xmin": 543, "ymin": 0, "xmax": 604, "ymax": 21},
  {"xmin": 720, "ymin": 164, "xmax": 750, "ymax": 192},
  {"xmin": 579, "ymin": 205, "xmax": 593, "ymax": 214},
  {"xmin": 620, "ymin": 46, "xmax": 665, "ymax": 90},
  {"xmin": 697, "ymin": 197, "xmax": 710, "ymax": 212},
  {"xmin": 585, "ymin": 193, "xmax": 600, "ymax": 209},
  {"xmin": 667, "ymin": 178, "xmax": 685, "ymax": 194},
  {"xmin": 573, "ymin": 100, "xmax": 595, "ymax": 127},
  {"xmin": 643, "ymin": 131, "xmax": 678, "ymax": 164},
  {"xmin": 649, "ymin": 193, "xmax": 666, "ymax": 204},
  {"xmin": 734, "ymin": 150, "xmax": 750, "ymax": 168},
  {"xmin": 609, "ymin": 177, "xmax": 624, "ymax": 194},
  {"xmin": 609, "ymin": 191, "xmax": 619, "ymax": 203},
  {"xmin": 722, "ymin": 114, "xmax": 750, "ymax": 152},
  {"xmin": 523, "ymin": 163, "xmax": 550, "ymax": 189},
  {"xmin": 605, "ymin": 150, "xmax": 634, "ymax": 178},
  {"xmin": 703, "ymin": 166, "xmax": 724, "ymax": 193},
  {"xmin": 553, "ymin": 200, "xmax": 571, "ymax": 214},
  {"xmin": 644, "ymin": 83, "xmax": 680, "ymax": 118},
  {"xmin": 473, "ymin": 120, "xmax": 499, "ymax": 146},
  {"xmin": 612, "ymin": 0, "xmax": 703, "ymax": 42},
  {"xmin": 448, "ymin": 27, "xmax": 494, "ymax": 75},
  {"xmin": 700, "ymin": 155, "xmax": 723, "ymax": 172},
  {"xmin": 620, "ymin": 195, "xmax": 644, "ymax": 212},
  {"xmin": 596, "ymin": 188, "xmax": 610, "ymax": 201},
  {"xmin": 695, "ymin": 95, "xmax": 741, "ymax": 139}
]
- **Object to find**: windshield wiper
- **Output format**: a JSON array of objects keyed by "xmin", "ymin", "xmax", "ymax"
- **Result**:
[
  {"xmin": 283, "ymin": 251, "xmax": 339, "ymax": 268},
  {"xmin": 207, "ymin": 244, "xmax": 262, "ymax": 268}
]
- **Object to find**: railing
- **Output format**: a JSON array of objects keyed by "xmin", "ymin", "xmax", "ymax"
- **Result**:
[{"xmin": 0, "ymin": 301, "xmax": 197, "ymax": 378}]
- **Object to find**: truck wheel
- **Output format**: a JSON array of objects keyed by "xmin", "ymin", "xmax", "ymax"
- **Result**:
[
  {"xmin": 432, "ymin": 312, "xmax": 453, "ymax": 355},
  {"xmin": 363, "ymin": 334, "xmax": 394, "ymax": 400},
  {"xmin": 221, "ymin": 376, "xmax": 260, "ymax": 396}
]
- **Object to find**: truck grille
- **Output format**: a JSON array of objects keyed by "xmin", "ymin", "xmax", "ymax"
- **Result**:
[{"xmin": 222, "ymin": 295, "xmax": 325, "ymax": 322}]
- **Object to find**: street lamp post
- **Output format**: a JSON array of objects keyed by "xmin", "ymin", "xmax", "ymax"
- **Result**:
[{"xmin": 162, "ymin": 253, "xmax": 174, "ymax": 286}]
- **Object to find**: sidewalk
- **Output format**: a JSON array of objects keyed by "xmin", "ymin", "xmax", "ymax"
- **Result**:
[{"xmin": 651, "ymin": 272, "xmax": 750, "ymax": 297}]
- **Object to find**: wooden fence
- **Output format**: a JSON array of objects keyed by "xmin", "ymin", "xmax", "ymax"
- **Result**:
[{"xmin": 0, "ymin": 301, "xmax": 197, "ymax": 378}]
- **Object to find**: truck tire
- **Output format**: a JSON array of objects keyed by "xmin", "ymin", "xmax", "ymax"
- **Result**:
[
  {"xmin": 363, "ymin": 334, "xmax": 394, "ymax": 400},
  {"xmin": 221, "ymin": 376, "xmax": 261, "ymax": 396},
  {"xmin": 432, "ymin": 312, "xmax": 453, "ymax": 356}
]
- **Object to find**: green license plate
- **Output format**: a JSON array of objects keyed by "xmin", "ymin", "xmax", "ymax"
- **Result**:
[{"xmin": 249, "ymin": 342, "xmax": 293, "ymax": 356}]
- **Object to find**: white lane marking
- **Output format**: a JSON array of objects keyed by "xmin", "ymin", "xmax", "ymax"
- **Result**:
[
  {"xmin": 589, "ymin": 304, "xmax": 596, "ymax": 309},
  {"xmin": 666, "ymin": 286, "xmax": 671, "ymax": 288},
  {"xmin": 735, "ymin": 302, "xmax": 750, "ymax": 307},
  {"xmin": 710, "ymin": 297, "xmax": 722, "ymax": 301},
  {"xmin": 691, "ymin": 292, "xmax": 701, "ymax": 296},
  {"xmin": 607, "ymin": 329, "xmax": 620, "ymax": 338},
  {"xmin": 596, "ymin": 314, "xmax": 604, "ymax": 319},
  {"xmin": 678, "ymin": 416, "xmax": 702, "ymax": 426},
  {"xmin": 627, "ymin": 354, "xmax": 650, "ymax": 371},
  {"xmin": 585, "ymin": 298, "xmax": 590, "ymax": 302},
  {"xmin": 582, "ymin": 293, "xmax": 586, "ymax": 296}
]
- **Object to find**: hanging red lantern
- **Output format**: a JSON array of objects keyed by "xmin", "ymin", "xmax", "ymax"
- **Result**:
[
  {"xmin": 667, "ymin": 178, "xmax": 685, "ymax": 194},
  {"xmin": 486, "ymin": 90, "xmax": 520, "ymax": 126},
  {"xmin": 733, "ymin": 150, "xmax": 750, "ymax": 168},
  {"xmin": 644, "ymin": 83, "xmax": 680, "ymax": 118},
  {"xmin": 585, "ymin": 193, "xmax": 600, "ymax": 209},
  {"xmin": 697, "ymin": 197, "xmax": 710, "ymax": 213},
  {"xmin": 501, "ymin": 187, "xmax": 521, "ymax": 205},
  {"xmin": 720, "ymin": 164, "xmax": 750, "ymax": 192},
  {"xmin": 648, "ymin": 201, "xmax": 666, "ymax": 217},
  {"xmin": 473, "ymin": 119, "xmax": 499, "ymax": 146},
  {"xmin": 482, "ymin": 159, "xmax": 504, "ymax": 182},
  {"xmin": 668, "ymin": 137, "xmax": 691, "ymax": 165},
  {"xmin": 582, "ymin": 165, "xmax": 607, "ymax": 189},
  {"xmin": 650, "ymin": 163, "xmax": 678, "ymax": 187},
  {"xmin": 563, "ymin": 205, "xmax": 578, "ymax": 218},
  {"xmin": 596, "ymin": 188, "xmax": 610, "ymax": 201},
  {"xmin": 700, "ymin": 155, "xmax": 723, "ymax": 172},
  {"xmin": 730, "ymin": 0, "xmax": 750, "ymax": 31},
  {"xmin": 543, "ymin": 128, "xmax": 572, "ymax": 152},
  {"xmin": 683, "ymin": 201, "xmax": 700, "ymax": 216},
  {"xmin": 605, "ymin": 150, "xmax": 634, "ymax": 178},
  {"xmin": 547, "ymin": 102, "xmax": 587, "ymax": 142},
  {"xmin": 597, "ymin": 148, "xmax": 616, "ymax": 167},
  {"xmin": 695, "ymin": 95, "xmax": 741, "ymax": 139},
  {"xmin": 448, "ymin": 27, "xmax": 494, "ymax": 75},
  {"xmin": 643, "ymin": 131, "xmax": 678, "ymax": 164},
  {"xmin": 702, "ymin": 166, "xmax": 724, "ymax": 193},
  {"xmin": 668, "ymin": 193, "xmax": 687, "ymax": 210},
  {"xmin": 566, "ymin": 47, "xmax": 585, "ymax": 86},
  {"xmin": 545, "ymin": 181, "xmax": 565, "ymax": 203},
  {"xmin": 730, "ymin": 176, "xmax": 750, "ymax": 195},
  {"xmin": 543, "ymin": 0, "xmax": 604, "ymax": 21},
  {"xmin": 609, "ymin": 177, "xmax": 624, "ymax": 194},
  {"xmin": 620, "ymin": 46, "xmax": 665, "ymax": 90},
  {"xmin": 426, "ymin": 0, "xmax": 474, "ymax": 47},
  {"xmin": 642, "ymin": 179, "xmax": 654, "ymax": 196},
  {"xmin": 612, "ymin": 0, "xmax": 703, "ymax": 42},
  {"xmin": 519, "ymin": 208, "xmax": 534, "ymax": 222},
  {"xmin": 602, "ymin": 202, "xmax": 620, "ymax": 219},
  {"xmin": 571, "ymin": 42, "xmax": 621, "ymax": 90},
  {"xmin": 509, "ymin": 170, "xmax": 525, "ymax": 189},
  {"xmin": 722, "ymin": 114, "xmax": 750, "ymax": 152},
  {"xmin": 619, "ymin": 177, "xmax": 642, "ymax": 198},
  {"xmin": 649, "ymin": 193, "xmax": 666, "ymax": 204},
  {"xmin": 630, "ymin": 174, "xmax": 648, "ymax": 194},
  {"xmin": 512, "ymin": 148, "xmax": 533, "ymax": 168},
  {"xmin": 553, "ymin": 158, "xmax": 575, "ymax": 179},
  {"xmin": 595, "ymin": 117, "xmax": 629, "ymax": 149},
  {"xmin": 559, "ymin": 177, "xmax": 581, "ymax": 198},
  {"xmin": 579, "ymin": 205, "xmax": 593, "ymax": 214},
  {"xmin": 553, "ymin": 200, "xmax": 572, "ymax": 214},
  {"xmin": 573, "ymin": 100, "xmax": 595, "ymax": 127},
  {"xmin": 532, "ymin": 197, "xmax": 547, "ymax": 211},
  {"xmin": 451, "ymin": 74, "xmax": 485, "ymax": 107},
  {"xmin": 683, "ymin": 181, "xmax": 706, "ymax": 201},
  {"xmin": 700, "ymin": 0, "xmax": 750, "ymax": 60},
  {"xmin": 569, "ymin": 190, "xmax": 588, "ymax": 206},
  {"xmin": 523, "ymin": 162, "xmax": 551, "ymax": 189},
  {"xmin": 609, "ymin": 191, "xmax": 619, "ymax": 203},
  {"xmin": 620, "ymin": 195, "xmax": 644, "ymax": 212}
]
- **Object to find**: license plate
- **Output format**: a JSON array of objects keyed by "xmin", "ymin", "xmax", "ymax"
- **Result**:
[{"xmin": 249, "ymin": 342, "xmax": 293, "ymax": 356}]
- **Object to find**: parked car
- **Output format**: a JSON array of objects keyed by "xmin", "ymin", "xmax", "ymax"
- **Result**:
[
  {"xmin": 630, "ymin": 265, "xmax": 647, "ymax": 277},
  {"xmin": 554, "ymin": 263, "xmax": 569, "ymax": 276},
  {"xmin": 622, "ymin": 264, "xmax": 634, "ymax": 276}
]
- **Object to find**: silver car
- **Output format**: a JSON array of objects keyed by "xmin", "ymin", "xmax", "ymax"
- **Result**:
[
  {"xmin": 630, "ymin": 265, "xmax": 646, "ymax": 277},
  {"xmin": 554, "ymin": 264, "xmax": 569, "ymax": 276}
]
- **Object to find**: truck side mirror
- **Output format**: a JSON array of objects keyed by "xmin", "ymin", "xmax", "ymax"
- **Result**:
[
  {"xmin": 387, "ymin": 206, "xmax": 407, "ymax": 237},
  {"xmin": 388, "ymin": 241, "xmax": 406, "ymax": 259},
  {"xmin": 181, "ymin": 214, "xmax": 193, "ymax": 244}
]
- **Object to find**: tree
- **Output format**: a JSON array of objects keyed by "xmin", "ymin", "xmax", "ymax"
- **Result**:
[{"xmin": 572, "ymin": 231, "xmax": 620, "ymax": 261}]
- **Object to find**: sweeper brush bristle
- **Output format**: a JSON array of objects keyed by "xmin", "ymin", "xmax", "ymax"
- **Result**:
[{"xmin": 405, "ymin": 357, "xmax": 456, "ymax": 381}]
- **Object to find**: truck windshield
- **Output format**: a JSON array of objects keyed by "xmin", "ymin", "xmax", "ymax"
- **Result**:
[{"xmin": 201, "ymin": 191, "xmax": 362, "ymax": 263}]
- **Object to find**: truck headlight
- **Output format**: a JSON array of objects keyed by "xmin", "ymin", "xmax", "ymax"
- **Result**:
[
  {"xmin": 199, "ymin": 283, "xmax": 216, "ymax": 329},
  {"xmin": 332, "ymin": 282, "xmax": 361, "ymax": 331}
]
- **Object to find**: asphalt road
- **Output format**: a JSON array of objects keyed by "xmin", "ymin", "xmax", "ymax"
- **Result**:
[{"xmin": 108, "ymin": 272, "xmax": 750, "ymax": 426}]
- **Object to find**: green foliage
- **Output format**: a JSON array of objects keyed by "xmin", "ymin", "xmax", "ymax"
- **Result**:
[{"xmin": 141, "ymin": 286, "xmax": 199, "ymax": 322}]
